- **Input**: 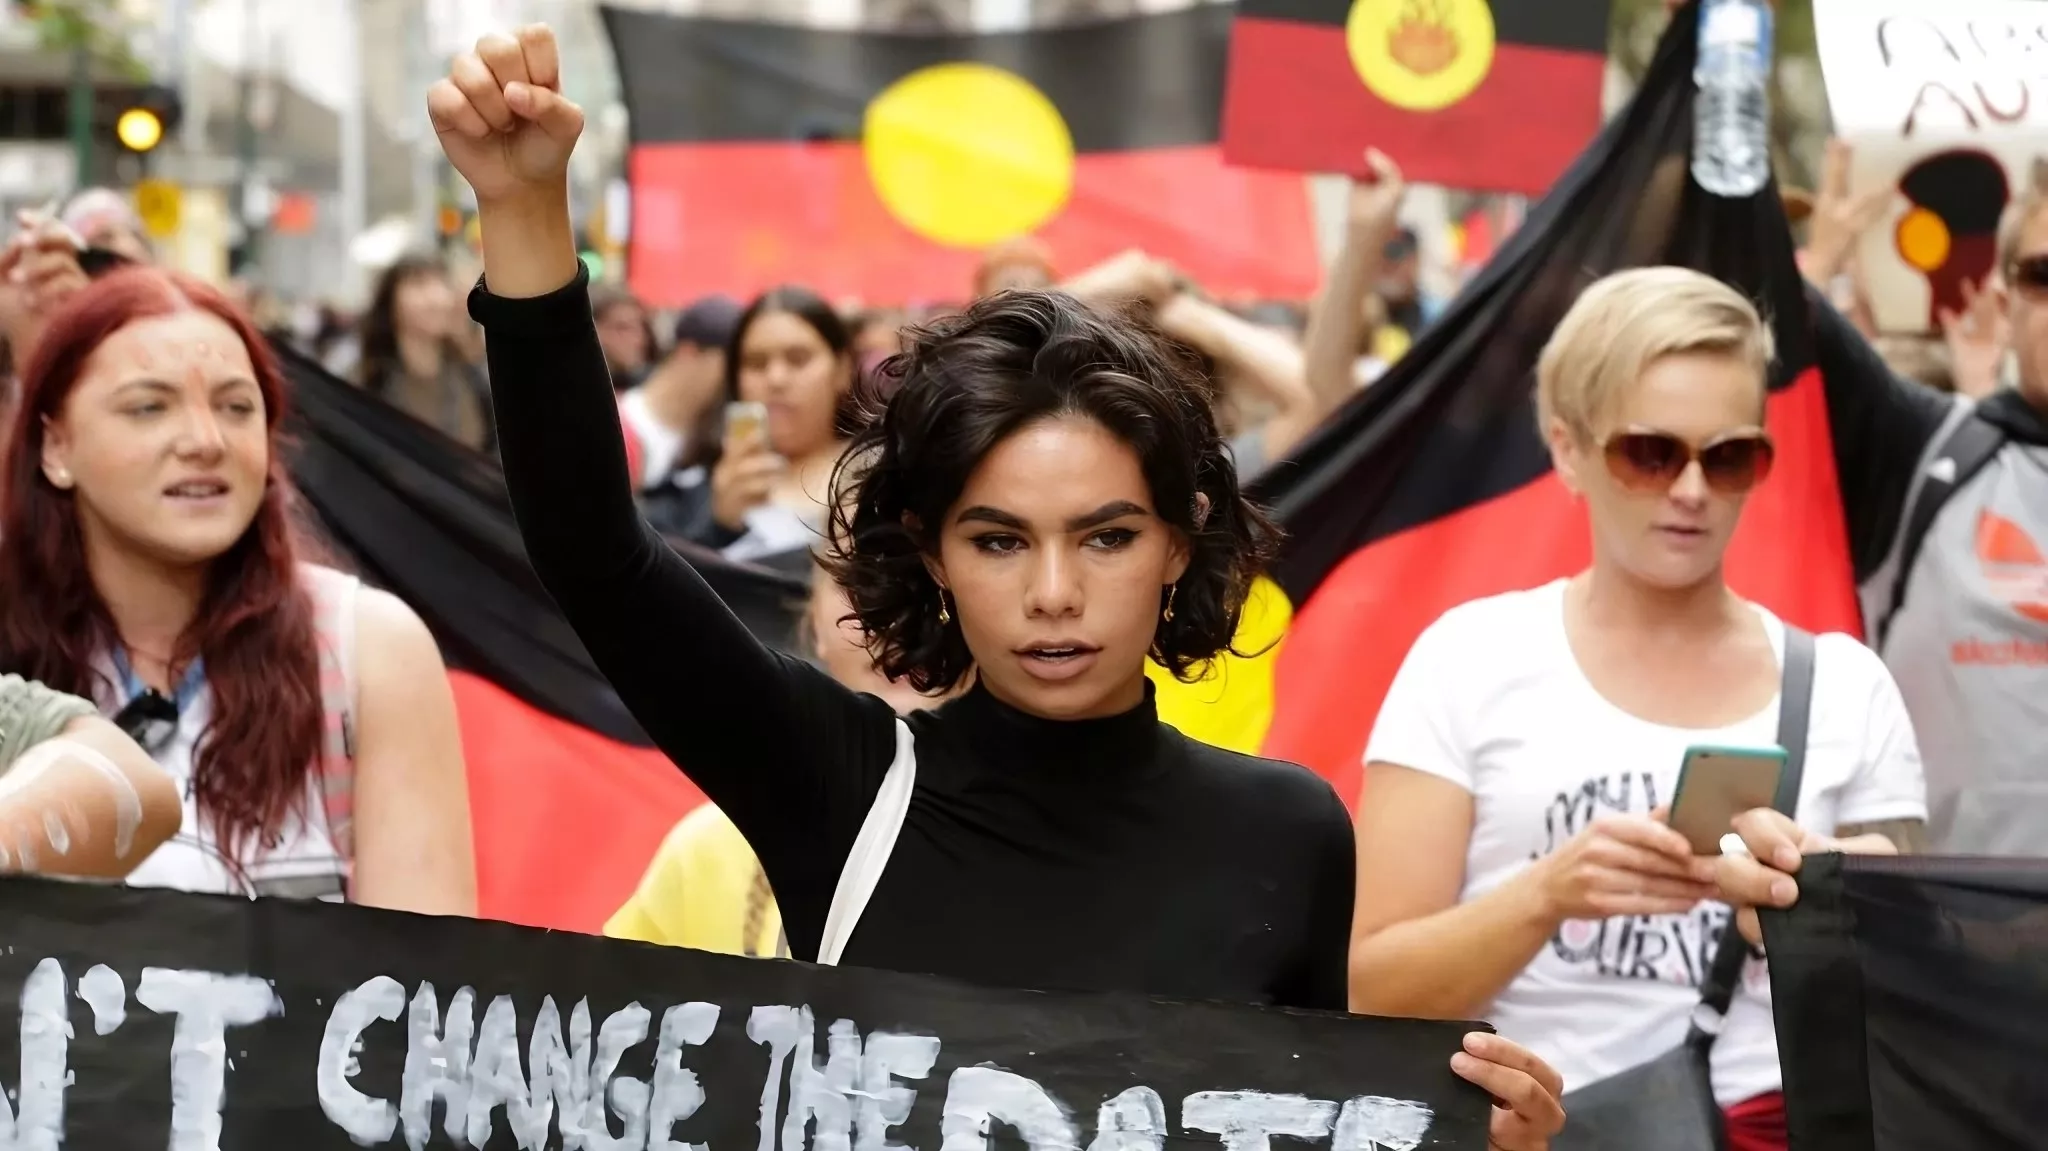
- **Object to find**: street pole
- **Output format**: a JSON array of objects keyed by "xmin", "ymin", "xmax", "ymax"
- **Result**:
[
  {"xmin": 167, "ymin": 0, "xmax": 202, "ymax": 155},
  {"xmin": 67, "ymin": 38, "xmax": 92, "ymax": 193},
  {"xmin": 233, "ymin": 0, "xmax": 257, "ymax": 274},
  {"xmin": 410, "ymin": 0, "xmax": 441, "ymax": 253},
  {"xmin": 338, "ymin": 0, "xmax": 367, "ymax": 302}
]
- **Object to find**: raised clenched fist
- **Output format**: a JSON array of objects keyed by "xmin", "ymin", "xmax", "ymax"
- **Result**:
[
  {"xmin": 426, "ymin": 24, "xmax": 584, "ymax": 207},
  {"xmin": 1346, "ymin": 148, "xmax": 1406, "ymax": 240}
]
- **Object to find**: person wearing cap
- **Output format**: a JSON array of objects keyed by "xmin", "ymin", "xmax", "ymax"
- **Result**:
[{"xmin": 618, "ymin": 294, "xmax": 740, "ymax": 490}]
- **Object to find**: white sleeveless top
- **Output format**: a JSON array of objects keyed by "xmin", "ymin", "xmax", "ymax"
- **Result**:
[{"xmin": 111, "ymin": 565, "xmax": 361, "ymax": 901}]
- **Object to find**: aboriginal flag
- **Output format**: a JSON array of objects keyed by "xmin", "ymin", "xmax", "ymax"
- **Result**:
[
  {"xmin": 602, "ymin": 4, "xmax": 1319, "ymax": 307},
  {"xmin": 1222, "ymin": 0, "xmax": 1609, "ymax": 195},
  {"xmin": 1199, "ymin": 2, "xmax": 1862, "ymax": 800},
  {"xmin": 280, "ymin": 350, "xmax": 806, "ymax": 931}
]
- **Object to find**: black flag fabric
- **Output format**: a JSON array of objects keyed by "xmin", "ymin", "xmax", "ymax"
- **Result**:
[
  {"xmin": 1763, "ymin": 852, "xmax": 2048, "ymax": 1149},
  {"xmin": 278, "ymin": 348, "xmax": 808, "ymax": 932},
  {"xmin": 1241, "ymin": 0, "xmax": 1863, "ymax": 801}
]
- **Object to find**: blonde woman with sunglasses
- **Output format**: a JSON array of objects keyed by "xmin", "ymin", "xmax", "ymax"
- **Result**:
[{"xmin": 1346, "ymin": 268, "xmax": 1927, "ymax": 1150}]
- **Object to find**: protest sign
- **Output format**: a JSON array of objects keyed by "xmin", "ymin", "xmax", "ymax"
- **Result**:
[
  {"xmin": 1764, "ymin": 851, "xmax": 2048, "ymax": 1149},
  {"xmin": 0, "ymin": 877, "xmax": 1492, "ymax": 1150},
  {"xmin": 1814, "ymin": 0, "xmax": 2048, "ymax": 333}
]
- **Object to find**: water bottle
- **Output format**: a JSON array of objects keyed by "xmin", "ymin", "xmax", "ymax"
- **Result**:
[{"xmin": 1692, "ymin": 0, "xmax": 1774, "ymax": 198}]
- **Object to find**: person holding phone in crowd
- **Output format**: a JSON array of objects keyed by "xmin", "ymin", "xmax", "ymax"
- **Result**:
[
  {"xmin": 642, "ymin": 287, "xmax": 859, "ymax": 564},
  {"xmin": 1347, "ymin": 268, "xmax": 1925, "ymax": 1150},
  {"xmin": 429, "ymin": 26, "xmax": 1567, "ymax": 1147}
]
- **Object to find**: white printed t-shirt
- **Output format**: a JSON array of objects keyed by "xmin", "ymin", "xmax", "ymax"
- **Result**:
[{"xmin": 1364, "ymin": 580, "xmax": 1926, "ymax": 1106}]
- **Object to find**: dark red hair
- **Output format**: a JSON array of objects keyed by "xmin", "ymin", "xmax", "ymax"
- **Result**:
[{"xmin": 0, "ymin": 266, "xmax": 325, "ymax": 865}]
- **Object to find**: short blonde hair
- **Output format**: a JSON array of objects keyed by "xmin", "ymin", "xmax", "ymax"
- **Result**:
[{"xmin": 1536, "ymin": 266, "xmax": 1775, "ymax": 439}]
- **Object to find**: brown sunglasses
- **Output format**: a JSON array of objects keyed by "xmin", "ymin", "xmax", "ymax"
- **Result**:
[
  {"xmin": 2009, "ymin": 254, "xmax": 2048, "ymax": 296},
  {"xmin": 1601, "ymin": 429, "xmax": 1775, "ymax": 496}
]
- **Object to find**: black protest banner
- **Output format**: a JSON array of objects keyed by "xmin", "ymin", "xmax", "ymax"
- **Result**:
[
  {"xmin": 1763, "ymin": 852, "xmax": 2048, "ymax": 1150},
  {"xmin": 0, "ymin": 878, "xmax": 1493, "ymax": 1149}
]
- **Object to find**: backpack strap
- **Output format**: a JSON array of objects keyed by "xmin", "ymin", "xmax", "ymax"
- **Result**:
[
  {"xmin": 1695, "ymin": 626, "xmax": 1816, "ymax": 1029},
  {"xmin": 816, "ymin": 719, "xmax": 916, "ymax": 967},
  {"xmin": 1876, "ymin": 414, "xmax": 2007, "ymax": 648},
  {"xmin": 303, "ymin": 566, "xmax": 362, "ymax": 872},
  {"xmin": 1771, "ymin": 626, "xmax": 1816, "ymax": 815}
]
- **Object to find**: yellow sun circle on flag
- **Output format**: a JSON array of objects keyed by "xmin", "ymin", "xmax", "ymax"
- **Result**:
[
  {"xmin": 1346, "ymin": 0, "xmax": 1497, "ymax": 113},
  {"xmin": 863, "ymin": 63, "xmax": 1076, "ymax": 249},
  {"xmin": 1896, "ymin": 206, "xmax": 1952, "ymax": 272}
]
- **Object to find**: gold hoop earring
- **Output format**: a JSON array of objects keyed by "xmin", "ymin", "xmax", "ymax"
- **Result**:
[
  {"xmin": 1162, "ymin": 583, "xmax": 1177, "ymax": 623},
  {"xmin": 938, "ymin": 588, "xmax": 952, "ymax": 626}
]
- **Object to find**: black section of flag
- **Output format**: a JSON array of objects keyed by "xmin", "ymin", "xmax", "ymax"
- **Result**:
[
  {"xmin": 1236, "ymin": 0, "xmax": 1610, "ymax": 54},
  {"xmin": 279, "ymin": 345, "xmax": 806, "ymax": 744},
  {"xmin": 1249, "ymin": 1, "xmax": 1812, "ymax": 602},
  {"xmin": 600, "ymin": 3, "xmax": 1230, "ymax": 152}
]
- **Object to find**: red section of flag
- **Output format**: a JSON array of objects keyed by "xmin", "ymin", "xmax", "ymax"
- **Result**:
[
  {"xmin": 626, "ymin": 141, "xmax": 1319, "ymax": 308},
  {"xmin": 454, "ymin": 672, "xmax": 704, "ymax": 932},
  {"xmin": 1260, "ymin": 368, "xmax": 1861, "ymax": 807},
  {"xmin": 1222, "ymin": 16, "xmax": 1604, "ymax": 196}
]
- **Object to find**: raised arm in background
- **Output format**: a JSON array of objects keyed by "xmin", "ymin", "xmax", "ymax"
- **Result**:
[
  {"xmin": 1057, "ymin": 250, "xmax": 1320, "ymax": 465},
  {"xmin": 1939, "ymin": 275, "xmax": 2011, "ymax": 402},
  {"xmin": 1154, "ymin": 292, "xmax": 1316, "ymax": 461},
  {"xmin": 1790, "ymin": 139, "xmax": 1971, "ymax": 578},
  {"xmin": 1300, "ymin": 150, "xmax": 1404, "ymax": 434},
  {"xmin": 1795, "ymin": 140, "xmax": 1895, "ymax": 298},
  {"xmin": 0, "ymin": 212, "xmax": 94, "ymax": 367},
  {"xmin": 426, "ymin": 25, "xmax": 898, "ymax": 903},
  {"xmin": 1810, "ymin": 290, "xmax": 1958, "ymax": 582},
  {"xmin": 1057, "ymin": 249, "xmax": 1178, "ymax": 311}
]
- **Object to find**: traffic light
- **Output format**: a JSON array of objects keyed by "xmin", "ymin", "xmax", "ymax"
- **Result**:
[{"xmin": 115, "ymin": 86, "xmax": 181, "ymax": 154}]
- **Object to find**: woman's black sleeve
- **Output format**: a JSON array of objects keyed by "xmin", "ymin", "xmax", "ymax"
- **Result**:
[
  {"xmin": 1809, "ymin": 290, "xmax": 1960, "ymax": 581},
  {"xmin": 1286, "ymin": 785, "xmax": 1359, "ymax": 1013},
  {"xmin": 466, "ymin": 268, "xmax": 896, "ymax": 914}
]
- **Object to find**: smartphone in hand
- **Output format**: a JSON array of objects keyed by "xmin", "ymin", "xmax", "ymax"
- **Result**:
[
  {"xmin": 1669, "ymin": 745, "xmax": 1787, "ymax": 855},
  {"xmin": 723, "ymin": 401, "xmax": 768, "ymax": 447}
]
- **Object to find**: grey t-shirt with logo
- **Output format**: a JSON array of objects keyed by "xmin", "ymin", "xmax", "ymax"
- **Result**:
[{"xmin": 1821, "ymin": 298, "xmax": 2048, "ymax": 854}]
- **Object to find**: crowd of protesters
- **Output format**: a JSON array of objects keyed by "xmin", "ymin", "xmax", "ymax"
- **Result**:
[{"xmin": 0, "ymin": 9, "xmax": 2040, "ymax": 1148}]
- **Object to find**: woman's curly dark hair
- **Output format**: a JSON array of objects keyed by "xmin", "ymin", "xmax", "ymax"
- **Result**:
[{"xmin": 821, "ymin": 289, "xmax": 1279, "ymax": 694}]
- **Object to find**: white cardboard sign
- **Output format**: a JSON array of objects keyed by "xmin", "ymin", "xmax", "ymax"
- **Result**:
[{"xmin": 1814, "ymin": 0, "xmax": 2048, "ymax": 333}]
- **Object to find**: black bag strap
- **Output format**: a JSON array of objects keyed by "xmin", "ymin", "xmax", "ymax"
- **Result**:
[
  {"xmin": 1876, "ymin": 414, "xmax": 2006, "ymax": 648},
  {"xmin": 1694, "ymin": 626, "xmax": 1815, "ymax": 1027}
]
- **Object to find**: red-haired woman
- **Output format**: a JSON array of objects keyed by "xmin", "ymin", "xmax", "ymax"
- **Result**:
[{"xmin": 0, "ymin": 265, "xmax": 477, "ymax": 913}]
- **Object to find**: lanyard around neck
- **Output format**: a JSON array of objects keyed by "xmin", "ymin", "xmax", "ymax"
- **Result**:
[{"xmin": 111, "ymin": 646, "xmax": 206, "ymax": 713}]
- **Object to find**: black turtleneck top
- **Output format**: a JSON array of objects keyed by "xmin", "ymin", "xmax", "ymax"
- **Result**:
[{"xmin": 468, "ymin": 268, "xmax": 1356, "ymax": 1011}]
